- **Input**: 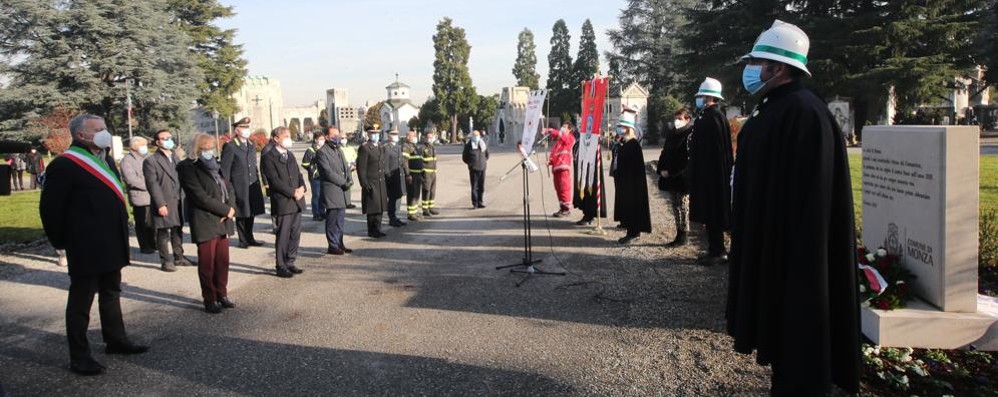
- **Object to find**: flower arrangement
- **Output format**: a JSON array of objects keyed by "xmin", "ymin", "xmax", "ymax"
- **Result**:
[{"xmin": 857, "ymin": 246, "xmax": 917, "ymax": 310}]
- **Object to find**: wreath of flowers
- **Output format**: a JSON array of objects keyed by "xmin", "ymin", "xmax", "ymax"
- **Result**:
[{"xmin": 858, "ymin": 246, "xmax": 917, "ymax": 310}]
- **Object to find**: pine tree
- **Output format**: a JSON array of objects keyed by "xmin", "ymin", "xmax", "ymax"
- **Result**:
[
  {"xmin": 512, "ymin": 28, "xmax": 540, "ymax": 89},
  {"xmin": 573, "ymin": 19, "xmax": 600, "ymax": 88},
  {"xmin": 546, "ymin": 19, "xmax": 574, "ymax": 123},
  {"xmin": 168, "ymin": 0, "xmax": 248, "ymax": 118},
  {"xmin": 432, "ymin": 17, "xmax": 479, "ymax": 143},
  {"xmin": 0, "ymin": 0, "xmax": 202, "ymax": 135},
  {"xmin": 609, "ymin": 0, "xmax": 698, "ymax": 100}
]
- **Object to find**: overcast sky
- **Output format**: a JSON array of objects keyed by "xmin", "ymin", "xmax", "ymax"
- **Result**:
[{"xmin": 219, "ymin": 0, "xmax": 625, "ymax": 108}]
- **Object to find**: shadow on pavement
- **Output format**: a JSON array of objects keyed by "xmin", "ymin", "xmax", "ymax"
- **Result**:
[{"xmin": 0, "ymin": 322, "xmax": 574, "ymax": 396}]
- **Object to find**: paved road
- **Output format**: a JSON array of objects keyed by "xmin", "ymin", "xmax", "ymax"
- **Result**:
[{"xmin": 0, "ymin": 144, "xmax": 772, "ymax": 396}]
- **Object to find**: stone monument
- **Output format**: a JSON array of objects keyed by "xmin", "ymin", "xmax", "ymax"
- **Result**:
[{"xmin": 861, "ymin": 125, "xmax": 997, "ymax": 350}]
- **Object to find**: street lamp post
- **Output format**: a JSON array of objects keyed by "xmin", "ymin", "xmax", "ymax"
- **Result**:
[
  {"xmin": 126, "ymin": 79, "xmax": 133, "ymax": 141},
  {"xmin": 212, "ymin": 110, "xmax": 220, "ymax": 144}
]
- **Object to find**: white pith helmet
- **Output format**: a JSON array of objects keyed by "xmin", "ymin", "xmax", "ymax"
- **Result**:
[
  {"xmin": 741, "ymin": 19, "xmax": 811, "ymax": 76},
  {"xmin": 695, "ymin": 77, "xmax": 724, "ymax": 100}
]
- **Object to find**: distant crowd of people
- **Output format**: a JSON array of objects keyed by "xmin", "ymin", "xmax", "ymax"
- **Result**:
[{"xmin": 4, "ymin": 148, "xmax": 46, "ymax": 191}]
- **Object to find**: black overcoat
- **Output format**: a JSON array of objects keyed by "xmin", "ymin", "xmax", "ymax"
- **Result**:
[
  {"xmin": 384, "ymin": 141, "xmax": 405, "ymax": 199},
  {"xmin": 688, "ymin": 105, "xmax": 733, "ymax": 228},
  {"xmin": 356, "ymin": 142, "xmax": 388, "ymax": 214},
  {"xmin": 143, "ymin": 149, "xmax": 184, "ymax": 229},
  {"xmin": 612, "ymin": 138, "xmax": 651, "ymax": 233},
  {"xmin": 315, "ymin": 143, "xmax": 351, "ymax": 210},
  {"xmin": 178, "ymin": 159, "xmax": 236, "ymax": 244},
  {"xmin": 657, "ymin": 124, "xmax": 692, "ymax": 193},
  {"xmin": 39, "ymin": 143, "xmax": 130, "ymax": 277},
  {"xmin": 726, "ymin": 81, "xmax": 860, "ymax": 394},
  {"xmin": 260, "ymin": 147, "xmax": 307, "ymax": 216},
  {"xmin": 220, "ymin": 138, "xmax": 266, "ymax": 217}
]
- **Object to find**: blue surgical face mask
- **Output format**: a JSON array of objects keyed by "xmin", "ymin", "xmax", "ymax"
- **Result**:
[
  {"xmin": 742, "ymin": 64, "xmax": 768, "ymax": 95},
  {"xmin": 137, "ymin": 146, "xmax": 149, "ymax": 155},
  {"xmin": 162, "ymin": 138, "xmax": 175, "ymax": 150},
  {"xmin": 369, "ymin": 133, "xmax": 380, "ymax": 142},
  {"xmin": 471, "ymin": 136, "xmax": 480, "ymax": 143},
  {"xmin": 330, "ymin": 136, "xmax": 341, "ymax": 145},
  {"xmin": 695, "ymin": 97, "xmax": 705, "ymax": 110},
  {"xmin": 201, "ymin": 149, "xmax": 216, "ymax": 160},
  {"xmin": 615, "ymin": 127, "xmax": 625, "ymax": 136}
]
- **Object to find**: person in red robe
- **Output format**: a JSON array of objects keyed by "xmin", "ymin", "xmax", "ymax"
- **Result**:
[{"xmin": 547, "ymin": 123, "xmax": 576, "ymax": 217}]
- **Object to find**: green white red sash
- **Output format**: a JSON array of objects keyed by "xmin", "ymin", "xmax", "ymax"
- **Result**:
[{"xmin": 61, "ymin": 146, "xmax": 126, "ymax": 203}]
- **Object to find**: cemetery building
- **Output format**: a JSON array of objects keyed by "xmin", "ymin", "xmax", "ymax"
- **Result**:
[
  {"xmin": 377, "ymin": 76, "xmax": 420, "ymax": 134},
  {"xmin": 232, "ymin": 76, "xmax": 285, "ymax": 133},
  {"xmin": 326, "ymin": 88, "xmax": 361, "ymax": 134},
  {"xmin": 493, "ymin": 86, "xmax": 530, "ymax": 146},
  {"xmin": 608, "ymin": 83, "xmax": 649, "ymax": 134}
]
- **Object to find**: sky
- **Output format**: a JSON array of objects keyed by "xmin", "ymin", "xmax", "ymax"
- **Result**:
[{"xmin": 218, "ymin": 0, "xmax": 627, "ymax": 108}]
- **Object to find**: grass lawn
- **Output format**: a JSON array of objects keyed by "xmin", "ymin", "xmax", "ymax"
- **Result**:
[{"xmin": 0, "ymin": 190, "xmax": 46, "ymax": 245}]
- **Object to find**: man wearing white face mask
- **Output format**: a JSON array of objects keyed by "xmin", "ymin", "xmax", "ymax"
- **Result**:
[
  {"xmin": 356, "ymin": 125, "xmax": 389, "ymax": 237},
  {"xmin": 656, "ymin": 108, "xmax": 693, "ymax": 247},
  {"xmin": 261, "ymin": 127, "xmax": 307, "ymax": 278},
  {"xmin": 688, "ymin": 77, "xmax": 734, "ymax": 265},
  {"xmin": 120, "ymin": 136, "xmax": 156, "ymax": 253},
  {"xmin": 726, "ymin": 20, "xmax": 859, "ymax": 396},
  {"xmin": 40, "ymin": 114, "xmax": 149, "ymax": 376},
  {"xmin": 144, "ymin": 129, "xmax": 193, "ymax": 272}
]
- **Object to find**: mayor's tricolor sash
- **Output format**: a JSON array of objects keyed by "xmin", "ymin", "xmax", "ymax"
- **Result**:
[{"xmin": 62, "ymin": 146, "xmax": 126, "ymax": 203}]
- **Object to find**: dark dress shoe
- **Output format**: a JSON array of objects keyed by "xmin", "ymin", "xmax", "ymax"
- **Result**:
[
  {"xmin": 575, "ymin": 218, "xmax": 594, "ymax": 226},
  {"xmin": 477, "ymin": 203, "xmax": 486, "ymax": 209},
  {"xmin": 618, "ymin": 234, "xmax": 641, "ymax": 245},
  {"xmin": 140, "ymin": 249, "xmax": 156, "ymax": 254},
  {"xmin": 276, "ymin": 270, "xmax": 294, "ymax": 278},
  {"xmin": 237, "ymin": 242, "xmax": 250, "ymax": 249},
  {"xmin": 346, "ymin": 203, "xmax": 357, "ymax": 209},
  {"xmin": 161, "ymin": 263, "xmax": 177, "ymax": 272},
  {"xmin": 175, "ymin": 257, "xmax": 195, "ymax": 267},
  {"xmin": 697, "ymin": 253, "xmax": 728, "ymax": 266},
  {"xmin": 368, "ymin": 232, "xmax": 387, "ymax": 238},
  {"xmin": 69, "ymin": 358, "xmax": 106, "ymax": 376},
  {"xmin": 665, "ymin": 232, "xmax": 688, "ymax": 248},
  {"xmin": 288, "ymin": 266, "xmax": 304, "ymax": 274},
  {"xmin": 389, "ymin": 220, "xmax": 404, "ymax": 227},
  {"xmin": 204, "ymin": 301, "xmax": 223, "ymax": 313},
  {"xmin": 248, "ymin": 241, "xmax": 264, "ymax": 247},
  {"xmin": 106, "ymin": 343, "xmax": 149, "ymax": 355},
  {"xmin": 218, "ymin": 297, "xmax": 236, "ymax": 308},
  {"xmin": 340, "ymin": 246, "xmax": 353, "ymax": 254},
  {"xmin": 327, "ymin": 248, "xmax": 345, "ymax": 255}
]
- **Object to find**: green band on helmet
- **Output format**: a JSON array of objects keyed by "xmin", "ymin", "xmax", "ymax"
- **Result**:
[
  {"xmin": 699, "ymin": 89, "xmax": 722, "ymax": 95},
  {"xmin": 753, "ymin": 44, "xmax": 808, "ymax": 64}
]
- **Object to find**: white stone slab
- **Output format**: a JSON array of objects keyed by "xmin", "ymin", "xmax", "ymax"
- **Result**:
[
  {"xmin": 861, "ymin": 296, "xmax": 998, "ymax": 350},
  {"xmin": 861, "ymin": 126, "xmax": 979, "ymax": 312}
]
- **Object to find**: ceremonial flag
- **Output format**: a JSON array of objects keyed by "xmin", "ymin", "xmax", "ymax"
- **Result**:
[
  {"xmin": 576, "ymin": 77, "xmax": 609, "ymax": 193},
  {"xmin": 519, "ymin": 89, "xmax": 547, "ymax": 161}
]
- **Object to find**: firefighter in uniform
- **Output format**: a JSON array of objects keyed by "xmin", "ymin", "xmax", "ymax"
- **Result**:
[
  {"xmin": 419, "ymin": 130, "xmax": 439, "ymax": 217},
  {"xmin": 401, "ymin": 130, "xmax": 424, "ymax": 221},
  {"xmin": 300, "ymin": 131, "xmax": 325, "ymax": 221}
]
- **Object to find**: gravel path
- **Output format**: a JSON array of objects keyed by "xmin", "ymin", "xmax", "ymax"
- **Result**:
[{"xmin": 0, "ymin": 145, "xmax": 772, "ymax": 396}]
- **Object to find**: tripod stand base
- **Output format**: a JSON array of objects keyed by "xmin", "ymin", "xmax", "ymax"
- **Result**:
[
  {"xmin": 585, "ymin": 226, "xmax": 608, "ymax": 236},
  {"xmin": 496, "ymin": 259, "xmax": 542, "ymax": 270}
]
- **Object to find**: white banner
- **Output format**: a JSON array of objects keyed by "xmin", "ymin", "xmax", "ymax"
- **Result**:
[
  {"xmin": 576, "ymin": 132, "xmax": 600, "ymax": 190},
  {"xmin": 518, "ymin": 89, "xmax": 547, "ymax": 159}
]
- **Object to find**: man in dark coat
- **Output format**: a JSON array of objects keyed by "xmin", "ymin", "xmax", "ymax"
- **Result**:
[
  {"xmin": 25, "ymin": 147, "xmax": 45, "ymax": 189},
  {"xmin": 39, "ymin": 114, "xmax": 148, "ymax": 376},
  {"xmin": 144, "ymin": 129, "xmax": 193, "ymax": 272},
  {"xmin": 356, "ymin": 127, "xmax": 389, "ymax": 238},
  {"xmin": 316, "ymin": 126, "xmax": 353, "ymax": 255},
  {"xmin": 120, "ymin": 136, "xmax": 156, "ymax": 253},
  {"xmin": 727, "ymin": 20, "xmax": 859, "ymax": 395},
  {"xmin": 383, "ymin": 128, "xmax": 407, "ymax": 227},
  {"xmin": 220, "ymin": 117, "xmax": 266, "ymax": 248},
  {"xmin": 688, "ymin": 77, "xmax": 734, "ymax": 265},
  {"xmin": 462, "ymin": 130, "xmax": 489, "ymax": 209},
  {"xmin": 658, "ymin": 108, "xmax": 694, "ymax": 247},
  {"xmin": 260, "ymin": 127, "xmax": 306, "ymax": 278}
]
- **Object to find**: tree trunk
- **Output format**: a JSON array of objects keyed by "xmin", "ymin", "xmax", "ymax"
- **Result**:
[{"xmin": 450, "ymin": 114, "xmax": 458, "ymax": 144}]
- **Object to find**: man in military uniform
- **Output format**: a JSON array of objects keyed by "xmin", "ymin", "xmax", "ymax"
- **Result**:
[
  {"xmin": 301, "ymin": 131, "xmax": 325, "ymax": 221},
  {"xmin": 383, "ymin": 128, "xmax": 407, "ymax": 227},
  {"xmin": 401, "ymin": 130, "xmax": 423, "ymax": 221},
  {"xmin": 419, "ymin": 130, "xmax": 439, "ymax": 217},
  {"xmin": 220, "ymin": 117, "xmax": 266, "ymax": 248},
  {"xmin": 356, "ymin": 126, "xmax": 388, "ymax": 238}
]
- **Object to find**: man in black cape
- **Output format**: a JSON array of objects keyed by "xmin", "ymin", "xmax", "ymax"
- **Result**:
[
  {"xmin": 688, "ymin": 77, "xmax": 733, "ymax": 265},
  {"xmin": 727, "ymin": 20, "xmax": 860, "ymax": 395}
]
